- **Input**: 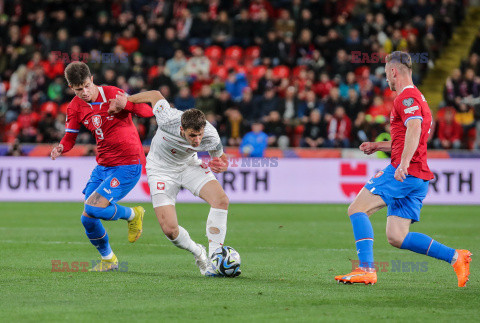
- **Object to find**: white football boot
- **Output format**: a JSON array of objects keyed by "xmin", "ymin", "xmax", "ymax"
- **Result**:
[{"xmin": 194, "ymin": 244, "xmax": 209, "ymax": 275}]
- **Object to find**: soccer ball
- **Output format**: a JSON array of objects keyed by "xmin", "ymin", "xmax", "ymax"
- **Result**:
[{"xmin": 211, "ymin": 246, "xmax": 241, "ymax": 277}]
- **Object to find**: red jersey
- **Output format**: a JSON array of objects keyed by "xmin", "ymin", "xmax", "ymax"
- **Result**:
[
  {"xmin": 390, "ymin": 85, "xmax": 434, "ymax": 180},
  {"xmin": 60, "ymin": 86, "xmax": 153, "ymax": 166}
]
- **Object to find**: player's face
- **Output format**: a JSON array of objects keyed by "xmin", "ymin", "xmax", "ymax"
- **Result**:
[
  {"xmin": 182, "ymin": 127, "xmax": 204, "ymax": 147},
  {"xmin": 385, "ymin": 63, "xmax": 396, "ymax": 91},
  {"xmin": 71, "ymin": 77, "xmax": 96, "ymax": 102}
]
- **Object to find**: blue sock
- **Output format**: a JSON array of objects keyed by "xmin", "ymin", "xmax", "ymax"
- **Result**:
[
  {"xmin": 350, "ymin": 212, "xmax": 374, "ymax": 269},
  {"xmin": 81, "ymin": 215, "xmax": 112, "ymax": 257},
  {"xmin": 400, "ymin": 232, "xmax": 455, "ymax": 263},
  {"xmin": 84, "ymin": 203, "xmax": 132, "ymax": 221}
]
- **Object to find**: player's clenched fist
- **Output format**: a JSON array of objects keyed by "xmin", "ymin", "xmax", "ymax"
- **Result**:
[
  {"xmin": 359, "ymin": 142, "xmax": 378, "ymax": 155},
  {"xmin": 208, "ymin": 155, "xmax": 229, "ymax": 173},
  {"xmin": 51, "ymin": 143, "xmax": 64, "ymax": 160},
  {"xmin": 108, "ymin": 91, "xmax": 127, "ymax": 114}
]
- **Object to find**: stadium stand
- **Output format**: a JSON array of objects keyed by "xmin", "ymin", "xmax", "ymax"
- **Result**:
[{"xmin": 0, "ymin": 0, "xmax": 476, "ymax": 156}]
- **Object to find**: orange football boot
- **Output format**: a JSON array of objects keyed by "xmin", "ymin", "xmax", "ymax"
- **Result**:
[
  {"xmin": 452, "ymin": 249, "xmax": 472, "ymax": 287},
  {"xmin": 335, "ymin": 267, "xmax": 377, "ymax": 285}
]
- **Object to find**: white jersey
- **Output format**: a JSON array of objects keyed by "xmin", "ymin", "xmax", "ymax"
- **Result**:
[{"xmin": 147, "ymin": 99, "xmax": 223, "ymax": 171}]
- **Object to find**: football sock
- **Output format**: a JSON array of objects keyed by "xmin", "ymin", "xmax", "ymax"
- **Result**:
[
  {"xmin": 169, "ymin": 226, "xmax": 202, "ymax": 257},
  {"xmin": 81, "ymin": 215, "xmax": 112, "ymax": 257},
  {"xmin": 400, "ymin": 232, "xmax": 455, "ymax": 263},
  {"xmin": 102, "ymin": 251, "xmax": 114, "ymax": 260},
  {"xmin": 206, "ymin": 208, "xmax": 228, "ymax": 257},
  {"xmin": 350, "ymin": 212, "xmax": 375, "ymax": 269},
  {"xmin": 84, "ymin": 202, "xmax": 132, "ymax": 221}
]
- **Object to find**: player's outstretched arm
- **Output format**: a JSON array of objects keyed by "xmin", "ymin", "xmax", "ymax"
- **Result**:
[
  {"xmin": 127, "ymin": 90, "xmax": 165, "ymax": 107},
  {"xmin": 359, "ymin": 141, "xmax": 392, "ymax": 154},
  {"xmin": 50, "ymin": 143, "xmax": 64, "ymax": 160}
]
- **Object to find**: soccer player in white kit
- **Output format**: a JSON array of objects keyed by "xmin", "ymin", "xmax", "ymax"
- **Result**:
[{"xmin": 109, "ymin": 90, "xmax": 232, "ymax": 276}]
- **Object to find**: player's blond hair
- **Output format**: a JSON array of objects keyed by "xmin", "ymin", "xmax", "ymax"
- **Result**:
[{"xmin": 385, "ymin": 51, "xmax": 412, "ymax": 70}]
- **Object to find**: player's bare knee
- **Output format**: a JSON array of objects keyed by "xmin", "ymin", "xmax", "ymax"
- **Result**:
[
  {"xmin": 82, "ymin": 211, "xmax": 92, "ymax": 218},
  {"xmin": 386, "ymin": 231, "xmax": 405, "ymax": 248},
  {"xmin": 164, "ymin": 225, "xmax": 179, "ymax": 240},
  {"xmin": 347, "ymin": 203, "xmax": 362, "ymax": 216},
  {"xmin": 211, "ymin": 194, "xmax": 229, "ymax": 210}
]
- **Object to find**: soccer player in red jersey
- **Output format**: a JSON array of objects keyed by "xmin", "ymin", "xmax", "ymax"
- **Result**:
[
  {"xmin": 50, "ymin": 62, "xmax": 154, "ymax": 271},
  {"xmin": 335, "ymin": 52, "xmax": 472, "ymax": 286}
]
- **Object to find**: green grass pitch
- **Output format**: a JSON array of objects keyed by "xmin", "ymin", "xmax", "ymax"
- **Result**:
[{"xmin": 0, "ymin": 202, "xmax": 478, "ymax": 322}]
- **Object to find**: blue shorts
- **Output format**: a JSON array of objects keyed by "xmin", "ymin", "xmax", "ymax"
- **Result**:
[
  {"xmin": 364, "ymin": 164, "xmax": 429, "ymax": 223},
  {"xmin": 83, "ymin": 163, "xmax": 142, "ymax": 203}
]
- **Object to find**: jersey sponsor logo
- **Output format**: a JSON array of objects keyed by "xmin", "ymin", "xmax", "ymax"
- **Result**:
[
  {"xmin": 402, "ymin": 98, "xmax": 414, "ymax": 107},
  {"xmin": 374, "ymin": 171, "xmax": 384, "ymax": 178},
  {"xmin": 92, "ymin": 115, "xmax": 102, "ymax": 128},
  {"xmin": 110, "ymin": 178, "xmax": 120, "ymax": 188},
  {"xmin": 103, "ymin": 188, "xmax": 112, "ymax": 194},
  {"xmin": 106, "ymin": 116, "xmax": 114, "ymax": 121},
  {"xmin": 171, "ymin": 148, "xmax": 177, "ymax": 154},
  {"xmin": 83, "ymin": 120, "xmax": 89, "ymax": 125},
  {"xmin": 404, "ymin": 106, "xmax": 419, "ymax": 114},
  {"xmin": 205, "ymin": 171, "xmax": 211, "ymax": 174},
  {"xmin": 157, "ymin": 182, "xmax": 165, "ymax": 190}
]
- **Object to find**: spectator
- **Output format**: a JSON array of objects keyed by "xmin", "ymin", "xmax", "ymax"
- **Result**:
[
  {"xmin": 117, "ymin": 29, "xmax": 140, "ymax": 55},
  {"xmin": 165, "ymin": 49, "xmax": 187, "ymax": 83},
  {"xmin": 298, "ymin": 90, "xmax": 323, "ymax": 120},
  {"xmin": 339, "ymin": 72, "xmax": 360, "ymax": 99},
  {"xmin": 196, "ymin": 85, "xmax": 218, "ymax": 115},
  {"xmin": 225, "ymin": 109, "xmax": 245, "ymax": 147},
  {"xmin": 238, "ymin": 87, "xmax": 255, "ymax": 123},
  {"xmin": 185, "ymin": 47, "xmax": 210, "ymax": 78},
  {"xmin": 211, "ymin": 11, "xmax": 233, "ymax": 47},
  {"xmin": 434, "ymin": 107, "xmax": 463, "ymax": 149},
  {"xmin": 279, "ymin": 86, "xmax": 299, "ymax": 121},
  {"xmin": 151, "ymin": 62, "xmax": 177, "ymax": 95},
  {"xmin": 174, "ymin": 87, "xmax": 195, "ymax": 111},
  {"xmin": 225, "ymin": 69, "xmax": 248, "ymax": 102},
  {"xmin": 264, "ymin": 110, "xmax": 289, "ymax": 148},
  {"xmin": 240, "ymin": 122, "xmax": 268, "ymax": 157},
  {"xmin": 257, "ymin": 86, "xmax": 280, "ymax": 119},
  {"xmin": 189, "ymin": 11, "xmax": 213, "ymax": 46},
  {"xmin": 232, "ymin": 9, "xmax": 252, "ymax": 47},
  {"xmin": 326, "ymin": 106, "xmax": 351, "ymax": 148},
  {"xmin": 301, "ymin": 109, "xmax": 326, "ymax": 148},
  {"xmin": 37, "ymin": 113, "xmax": 57, "ymax": 143}
]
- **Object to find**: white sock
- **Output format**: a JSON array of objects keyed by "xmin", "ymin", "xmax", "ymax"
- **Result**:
[
  {"xmin": 206, "ymin": 208, "xmax": 228, "ymax": 257},
  {"xmin": 169, "ymin": 226, "xmax": 201, "ymax": 257},
  {"xmin": 102, "ymin": 251, "xmax": 114, "ymax": 260},
  {"xmin": 127, "ymin": 208, "xmax": 135, "ymax": 221}
]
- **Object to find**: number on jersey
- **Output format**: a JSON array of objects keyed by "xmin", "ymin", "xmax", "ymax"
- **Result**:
[{"xmin": 95, "ymin": 128, "xmax": 104, "ymax": 140}]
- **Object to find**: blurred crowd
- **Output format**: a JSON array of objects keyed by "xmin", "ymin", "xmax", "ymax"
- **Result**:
[
  {"xmin": 0, "ymin": 0, "xmax": 472, "ymax": 155},
  {"xmin": 441, "ymin": 29, "xmax": 480, "ymax": 150}
]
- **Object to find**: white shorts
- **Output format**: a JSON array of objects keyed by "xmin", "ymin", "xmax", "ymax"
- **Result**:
[{"xmin": 146, "ymin": 162, "xmax": 217, "ymax": 207}]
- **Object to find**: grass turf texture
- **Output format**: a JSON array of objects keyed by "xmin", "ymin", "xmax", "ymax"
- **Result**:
[{"xmin": 0, "ymin": 203, "xmax": 478, "ymax": 322}]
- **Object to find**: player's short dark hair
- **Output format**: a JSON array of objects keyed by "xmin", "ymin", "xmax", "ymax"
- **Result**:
[
  {"xmin": 385, "ymin": 51, "xmax": 412, "ymax": 69},
  {"xmin": 181, "ymin": 109, "xmax": 206, "ymax": 132},
  {"xmin": 64, "ymin": 61, "xmax": 92, "ymax": 86}
]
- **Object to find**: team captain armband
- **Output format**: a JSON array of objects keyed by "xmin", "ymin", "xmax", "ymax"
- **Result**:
[{"xmin": 153, "ymin": 99, "xmax": 171, "ymax": 114}]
